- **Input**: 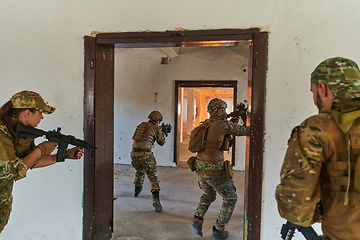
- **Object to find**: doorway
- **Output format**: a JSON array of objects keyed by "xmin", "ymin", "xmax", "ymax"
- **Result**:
[
  {"xmin": 83, "ymin": 29, "xmax": 267, "ymax": 240},
  {"xmin": 175, "ymin": 83, "xmax": 241, "ymax": 167}
]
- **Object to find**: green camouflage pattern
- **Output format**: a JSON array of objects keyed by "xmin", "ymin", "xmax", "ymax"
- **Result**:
[
  {"xmin": 275, "ymin": 113, "xmax": 329, "ymax": 226},
  {"xmin": 194, "ymin": 166, "xmax": 237, "ymax": 231},
  {"xmin": 0, "ymin": 122, "xmax": 28, "ymax": 233},
  {"xmin": 311, "ymin": 57, "xmax": 360, "ymax": 99},
  {"xmin": 10, "ymin": 90, "xmax": 55, "ymax": 114},
  {"xmin": 130, "ymin": 151, "xmax": 160, "ymax": 192},
  {"xmin": 195, "ymin": 159, "xmax": 224, "ymax": 171}
]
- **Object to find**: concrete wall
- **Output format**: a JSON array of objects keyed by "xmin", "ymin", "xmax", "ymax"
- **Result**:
[
  {"xmin": 1, "ymin": 0, "xmax": 360, "ymax": 239},
  {"xmin": 114, "ymin": 46, "xmax": 248, "ymax": 170}
]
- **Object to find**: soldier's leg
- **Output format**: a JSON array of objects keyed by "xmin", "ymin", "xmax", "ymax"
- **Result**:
[
  {"xmin": 191, "ymin": 173, "xmax": 216, "ymax": 237},
  {"xmin": 130, "ymin": 152, "xmax": 146, "ymax": 197},
  {"xmin": 143, "ymin": 153, "xmax": 160, "ymax": 192},
  {"xmin": 194, "ymin": 173, "xmax": 217, "ymax": 218},
  {"xmin": 211, "ymin": 177, "xmax": 237, "ymax": 232},
  {"xmin": 143, "ymin": 153, "xmax": 162, "ymax": 212}
]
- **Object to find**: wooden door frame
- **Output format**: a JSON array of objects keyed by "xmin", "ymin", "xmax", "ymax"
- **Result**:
[
  {"xmin": 83, "ymin": 28, "xmax": 267, "ymax": 240},
  {"xmin": 174, "ymin": 80, "xmax": 238, "ymax": 166}
]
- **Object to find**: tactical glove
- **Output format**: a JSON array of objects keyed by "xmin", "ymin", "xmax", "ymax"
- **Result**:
[
  {"xmin": 37, "ymin": 141, "xmax": 58, "ymax": 156},
  {"xmin": 66, "ymin": 147, "xmax": 82, "ymax": 159}
]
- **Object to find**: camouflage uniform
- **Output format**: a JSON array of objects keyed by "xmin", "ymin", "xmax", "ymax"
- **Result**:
[
  {"xmin": 275, "ymin": 57, "xmax": 360, "ymax": 240},
  {"xmin": 193, "ymin": 102, "xmax": 247, "ymax": 233},
  {"xmin": 0, "ymin": 90, "xmax": 54, "ymax": 233},
  {"xmin": 131, "ymin": 121, "xmax": 165, "ymax": 192},
  {"xmin": 0, "ymin": 122, "xmax": 29, "ymax": 233}
]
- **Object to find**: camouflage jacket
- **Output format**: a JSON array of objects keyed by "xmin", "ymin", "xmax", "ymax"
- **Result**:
[
  {"xmin": 276, "ymin": 98, "xmax": 360, "ymax": 240},
  {"xmin": 0, "ymin": 121, "xmax": 31, "ymax": 232},
  {"xmin": 0, "ymin": 122, "xmax": 28, "ymax": 182}
]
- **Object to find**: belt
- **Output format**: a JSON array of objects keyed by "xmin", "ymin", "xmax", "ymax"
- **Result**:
[
  {"xmin": 133, "ymin": 148, "xmax": 151, "ymax": 152},
  {"xmin": 196, "ymin": 169, "xmax": 223, "ymax": 176}
]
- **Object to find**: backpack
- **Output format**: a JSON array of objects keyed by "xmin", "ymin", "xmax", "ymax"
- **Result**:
[{"xmin": 188, "ymin": 120, "xmax": 211, "ymax": 153}]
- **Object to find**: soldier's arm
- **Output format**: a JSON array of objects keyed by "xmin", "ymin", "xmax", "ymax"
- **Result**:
[
  {"xmin": 275, "ymin": 116, "xmax": 327, "ymax": 227},
  {"xmin": 0, "ymin": 136, "xmax": 28, "ymax": 181},
  {"xmin": 220, "ymin": 120, "xmax": 246, "ymax": 136},
  {"xmin": 155, "ymin": 126, "xmax": 165, "ymax": 146}
]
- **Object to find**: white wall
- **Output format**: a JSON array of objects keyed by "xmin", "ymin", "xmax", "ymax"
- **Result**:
[
  {"xmin": 114, "ymin": 46, "xmax": 248, "ymax": 169},
  {"xmin": 1, "ymin": 0, "xmax": 360, "ymax": 239}
]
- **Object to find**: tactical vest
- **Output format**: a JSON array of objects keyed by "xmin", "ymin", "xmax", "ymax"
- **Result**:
[
  {"xmin": 132, "ymin": 122, "xmax": 155, "ymax": 144},
  {"xmin": 321, "ymin": 117, "xmax": 360, "ymax": 203}
]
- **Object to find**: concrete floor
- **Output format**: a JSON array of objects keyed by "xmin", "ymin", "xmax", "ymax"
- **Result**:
[{"xmin": 112, "ymin": 163, "xmax": 245, "ymax": 240}]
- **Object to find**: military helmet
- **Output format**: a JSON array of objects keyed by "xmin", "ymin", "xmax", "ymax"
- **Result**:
[
  {"xmin": 148, "ymin": 110, "xmax": 163, "ymax": 122},
  {"xmin": 311, "ymin": 57, "xmax": 360, "ymax": 99},
  {"xmin": 10, "ymin": 90, "xmax": 55, "ymax": 114},
  {"xmin": 207, "ymin": 98, "xmax": 227, "ymax": 116}
]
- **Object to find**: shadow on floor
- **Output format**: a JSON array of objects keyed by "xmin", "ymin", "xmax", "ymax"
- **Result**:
[{"xmin": 113, "ymin": 164, "xmax": 244, "ymax": 240}]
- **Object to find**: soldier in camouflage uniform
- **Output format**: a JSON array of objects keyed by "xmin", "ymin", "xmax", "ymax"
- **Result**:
[
  {"xmin": 190, "ymin": 98, "xmax": 247, "ymax": 240},
  {"xmin": 275, "ymin": 57, "xmax": 360, "ymax": 240},
  {"xmin": 0, "ymin": 90, "xmax": 83, "ymax": 233},
  {"xmin": 130, "ymin": 110, "xmax": 165, "ymax": 212}
]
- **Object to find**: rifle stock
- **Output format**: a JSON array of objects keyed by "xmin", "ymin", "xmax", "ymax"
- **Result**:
[
  {"xmin": 14, "ymin": 123, "xmax": 96, "ymax": 162},
  {"xmin": 280, "ymin": 221, "xmax": 322, "ymax": 240}
]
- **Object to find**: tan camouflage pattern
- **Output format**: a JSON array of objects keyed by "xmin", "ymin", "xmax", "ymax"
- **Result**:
[
  {"xmin": 10, "ymin": 90, "xmax": 55, "ymax": 114},
  {"xmin": 130, "ymin": 152, "xmax": 160, "ymax": 192},
  {"xmin": 132, "ymin": 122, "xmax": 165, "ymax": 149},
  {"xmin": 0, "ymin": 122, "xmax": 28, "ymax": 233},
  {"xmin": 194, "ymin": 169, "xmax": 237, "ymax": 232},
  {"xmin": 276, "ymin": 98, "xmax": 360, "ymax": 240},
  {"xmin": 311, "ymin": 57, "xmax": 360, "ymax": 99},
  {"xmin": 196, "ymin": 115, "xmax": 246, "ymax": 162},
  {"xmin": 207, "ymin": 98, "xmax": 228, "ymax": 117},
  {"xmin": 275, "ymin": 114, "xmax": 327, "ymax": 227},
  {"xmin": 148, "ymin": 111, "xmax": 163, "ymax": 123},
  {"xmin": 131, "ymin": 120, "xmax": 165, "ymax": 192},
  {"xmin": 192, "ymin": 111, "xmax": 245, "ymax": 232}
]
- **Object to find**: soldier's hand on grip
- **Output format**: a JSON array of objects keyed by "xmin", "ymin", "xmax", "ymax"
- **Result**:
[
  {"xmin": 37, "ymin": 141, "xmax": 58, "ymax": 156},
  {"xmin": 66, "ymin": 147, "xmax": 83, "ymax": 159}
]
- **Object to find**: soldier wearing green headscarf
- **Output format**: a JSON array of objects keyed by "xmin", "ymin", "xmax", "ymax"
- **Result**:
[
  {"xmin": 189, "ymin": 98, "xmax": 247, "ymax": 240},
  {"xmin": 0, "ymin": 90, "xmax": 83, "ymax": 233},
  {"xmin": 275, "ymin": 57, "xmax": 360, "ymax": 240}
]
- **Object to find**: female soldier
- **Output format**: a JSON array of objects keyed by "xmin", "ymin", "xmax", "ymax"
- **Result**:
[{"xmin": 0, "ymin": 90, "xmax": 83, "ymax": 233}]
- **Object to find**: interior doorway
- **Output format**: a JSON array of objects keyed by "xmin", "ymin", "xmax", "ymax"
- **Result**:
[
  {"xmin": 83, "ymin": 29, "xmax": 267, "ymax": 240},
  {"xmin": 175, "ymin": 83, "xmax": 239, "ymax": 167}
]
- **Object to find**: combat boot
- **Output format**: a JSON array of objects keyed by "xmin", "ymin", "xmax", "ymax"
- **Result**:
[
  {"xmin": 211, "ymin": 226, "xmax": 229, "ymax": 240},
  {"xmin": 152, "ymin": 191, "xmax": 162, "ymax": 212},
  {"xmin": 190, "ymin": 215, "xmax": 203, "ymax": 237},
  {"xmin": 134, "ymin": 185, "xmax": 143, "ymax": 197}
]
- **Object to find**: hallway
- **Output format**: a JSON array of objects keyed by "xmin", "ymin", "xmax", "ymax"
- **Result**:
[{"xmin": 113, "ymin": 163, "xmax": 245, "ymax": 240}]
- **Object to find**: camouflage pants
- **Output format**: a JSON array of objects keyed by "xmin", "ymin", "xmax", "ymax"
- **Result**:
[
  {"xmin": 130, "ymin": 151, "xmax": 160, "ymax": 192},
  {"xmin": 194, "ymin": 162, "xmax": 237, "ymax": 231}
]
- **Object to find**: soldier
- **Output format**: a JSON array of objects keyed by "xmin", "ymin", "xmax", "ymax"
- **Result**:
[
  {"xmin": 130, "ymin": 110, "xmax": 165, "ymax": 212},
  {"xmin": 275, "ymin": 57, "xmax": 360, "ymax": 240},
  {"xmin": 0, "ymin": 90, "xmax": 83, "ymax": 233},
  {"xmin": 189, "ymin": 98, "xmax": 247, "ymax": 240}
]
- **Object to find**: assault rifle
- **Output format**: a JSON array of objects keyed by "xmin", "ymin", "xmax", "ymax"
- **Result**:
[
  {"xmin": 14, "ymin": 123, "xmax": 97, "ymax": 162},
  {"xmin": 227, "ymin": 101, "xmax": 248, "ymax": 123},
  {"xmin": 160, "ymin": 123, "xmax": 172, "ymax": 137},
  {"xmin": 281, "ymin": 221, "xmax": 322, "ymax": 240}
]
